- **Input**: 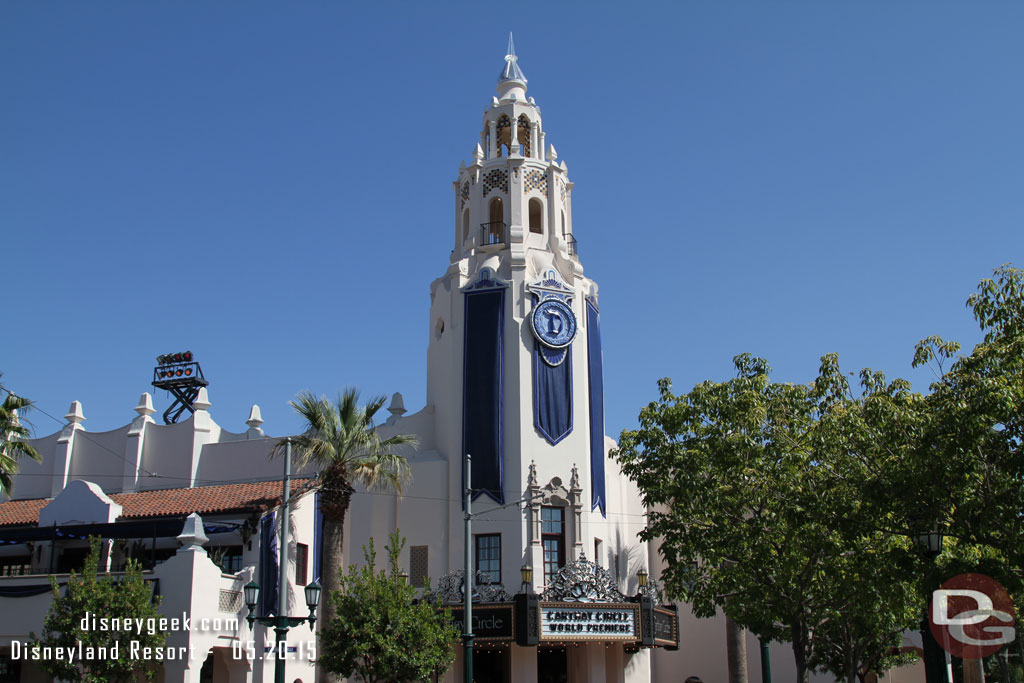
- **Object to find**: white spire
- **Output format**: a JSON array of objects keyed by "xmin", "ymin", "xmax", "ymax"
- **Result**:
[{"xmin": 498, "ymin": 32, "xmax": 527, "ymax": 86}]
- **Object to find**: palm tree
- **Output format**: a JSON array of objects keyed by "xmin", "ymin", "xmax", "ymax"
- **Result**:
[
  {"xmin": 274, "ymin": 388, "xmax": 416, "ymax": 683},
  {"xmin": 0, "ymin": 376, "xmax": 42, "ymax": 497}
]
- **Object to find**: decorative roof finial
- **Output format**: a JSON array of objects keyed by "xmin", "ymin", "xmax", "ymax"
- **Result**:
[{"xmin": 498, "ymin": 32, "xmax": 527, "ymax": 86}]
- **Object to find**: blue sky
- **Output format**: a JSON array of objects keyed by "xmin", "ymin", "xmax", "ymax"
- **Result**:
[{"xmin": 2, "ymin": 2, "xmax": 1021, "ymax": 441}]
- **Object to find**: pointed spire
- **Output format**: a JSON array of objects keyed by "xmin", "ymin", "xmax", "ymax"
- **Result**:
[{"xmin": 498, "ymin": 32, "xmax": 527, "ymax": 86}]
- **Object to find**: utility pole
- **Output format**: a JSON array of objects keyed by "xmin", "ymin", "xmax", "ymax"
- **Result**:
[{"xmin": 463, "ymin": 453, "xmax": 474, "ymax": 683}]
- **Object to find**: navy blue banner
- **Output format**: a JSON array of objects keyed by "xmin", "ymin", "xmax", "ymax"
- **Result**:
[
  {"xmin": 533, "ymin": 334, "xmax": 573, "ymax": 445},
  {"xmin": 258, "ymin": 512, "xmax": 278, "ymax": 615},
  {"xmin": 463, "ymin": 289, "xmax": 505, "ymax": 504},
  {"xmin": 313, "ymin": 491, "xmax": 324, "ymax": 583},
  {"xmin": 587, "ymin": 300, "xmax": 607, "ymax": 517}
]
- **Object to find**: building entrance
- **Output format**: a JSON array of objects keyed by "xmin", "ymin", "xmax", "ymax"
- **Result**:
[
  {"xmin": 473, "ymin": 649, "xmax": 508, "ymax": 683},
  {"xmin": 538, "ymin": 648, "xmax": 568, "ymax": 683}
]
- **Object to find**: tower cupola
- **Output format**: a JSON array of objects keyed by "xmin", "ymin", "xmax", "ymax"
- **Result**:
[
  {"xmin": 497, "ymin": 33, "xmax": 528, "ymax": 101},
  {"xmin": 450, "ymin": 37, "xmax": 578, "ymax": 280}
]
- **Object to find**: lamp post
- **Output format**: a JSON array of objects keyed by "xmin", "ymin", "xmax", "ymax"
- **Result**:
[
  {"xmin": 915, "ymin": 525, "xmax": 948, "ymax": 683},
  {"xmin": 244, "ymin": 579, "xmax": 321, "ymax": 683},
  {"xmin": 637, "ymin": 568, "xmax": 649, "ymax": 591},
  {"xmin": 520, "ymin": 563, "xmax": 533, "ymax": 594},
  {"xmin": 242, "ymin": 439, "xmax": 323, "ymax": 683}
]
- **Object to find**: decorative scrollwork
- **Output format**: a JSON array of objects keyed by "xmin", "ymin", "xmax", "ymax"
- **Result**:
[
  {"xmin": 541, "ymin": 554, "xmax": 626, "ymax": 603},
  {"xmin": 639, "ymin": 577, "xmax": 663, "ymax": 606},
  {"xmin": 424, "ymin": 570, "xmax": 511, "ymax": 605}
]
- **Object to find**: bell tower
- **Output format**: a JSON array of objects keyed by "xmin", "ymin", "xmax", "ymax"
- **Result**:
[{"xmin": 426, "ymin": 35, "xmax": 608, "ymax": 583}]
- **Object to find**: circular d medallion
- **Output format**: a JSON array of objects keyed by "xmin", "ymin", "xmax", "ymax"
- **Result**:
[{"xmin": 531, "ymin": 299, "xmax": 577, "ymax": 349}]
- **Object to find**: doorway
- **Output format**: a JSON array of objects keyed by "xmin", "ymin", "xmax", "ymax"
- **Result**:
[{"xmin": 538, "ymin": 648, "xmax": 568, "ymax": 683}]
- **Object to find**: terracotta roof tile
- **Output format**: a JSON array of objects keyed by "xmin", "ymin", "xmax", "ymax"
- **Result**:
[
  {"xmin": 0, "ymin": 479, "xmax": 314, "ymax": 527},
  {"xmin": 0, "ymin": 498, "xmax": 49, "ymax": 526}
]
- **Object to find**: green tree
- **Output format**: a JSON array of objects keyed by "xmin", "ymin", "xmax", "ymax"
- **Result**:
[
  {"xmin": 0, "ymin": 375, "xmax": 42, "ymax": 496},
  {"xmin": 33, "ymin": 537, "xmax": 165, "ymax": 683},
  {"xmin": 319, "ymin": 530, "xmax": 458, "ymax": 683},
  {"xmin": 274, "ymin": 388, "xmax": 417, "ymax": 683},
  {"xmin": 614, "ymin": 354, "xmax": 922, "ymax": 683},
  {"xmin": 908, "ymin": 264, "xmax": 1024, "ymax": 572}
]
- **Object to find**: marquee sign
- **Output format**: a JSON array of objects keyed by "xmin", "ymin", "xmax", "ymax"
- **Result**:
[
  {"xmin": 448, "ymin": 604, "xmax": 514, "ymax": 642},
  {"xmin": 539, "ymin": 603, "xmax": 639, "ymax": 641}
]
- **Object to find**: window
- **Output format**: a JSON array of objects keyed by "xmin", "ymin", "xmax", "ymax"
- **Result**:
[
  {"xmin": 410, "ymin": 545, "xmax": 429, "ymax": 588},
  {"xmin": 475, "ymin": 534, "xmax": 501, "ymax": 584},
  {"xmin": 541, "ymin": 507, "xmax": 565, "ymax": 585},
  {"xmin": 0, "ymin": 556, "xmax": 31, "ymax": 576},
  {"xmin": 594, "ymin": 538, "xmax": 603, "ymax": 568},
  {"xmin": 517, "ymin": 115, "xmax": 532, "ymax": 157},
  {"xmin": 462, "ymin": 208, "xmax": 470, "ymax": 242},
  {"xmin": 210, "ymin": 546, "xmax": 243, "ymax": 574},
  {"xmin": 295, "ymin": 544, "xmax": 308, "ymax": 586},
  {"xmin": 496, "ymin": 115, "xmax": 511, "ymax": 156},
  {"xmin": 529, "ymin": 198, "xmax": 543, "ymax": 234},
  {"xmin": 485, "ymin": 198, "xmax": 504, "ymax": 244}
]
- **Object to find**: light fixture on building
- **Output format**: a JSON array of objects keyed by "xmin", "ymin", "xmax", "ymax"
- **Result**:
[
  {"xmin": 914, "ymin": 526, "xmax": 944, "ymax": 558},
  {"xmin": 304, "ymin": 581, "xmax": 322, "ymax": 621},
  {"xmin": 637, "ymin": 568, "xmax": 649, "ymax": 589},
  {"xmin": 397, "ymin": 571, "xmax": 409, "ymax": 586},
  {"xmin": 243, "ymin": 580, "xmax": 260, "ymax": 624},
  {"xmin": 520, "ymin": 563, "xmax": 533, "ymax": 594}
]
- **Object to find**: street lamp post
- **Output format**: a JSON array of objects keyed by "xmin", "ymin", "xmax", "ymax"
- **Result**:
[
  {"xmin": 243, "ymin": 439, "xmax": 323, "ymax": 683},
  {"xmin": 915, "ymin": 525, "xmax": 947, "ymax": 683}
]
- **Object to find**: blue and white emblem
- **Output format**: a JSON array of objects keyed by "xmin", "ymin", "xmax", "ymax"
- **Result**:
[{"xmin": 531, "ymin": 299, "xmax": 577, "ymax": 349}]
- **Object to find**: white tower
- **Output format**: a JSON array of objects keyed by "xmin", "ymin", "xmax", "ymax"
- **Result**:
[{"xmin": 426, "ymin": 35, "xmax": 612, "ymax": 586}]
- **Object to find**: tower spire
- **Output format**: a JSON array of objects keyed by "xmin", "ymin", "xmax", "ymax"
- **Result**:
[{"xmin": 498, "ymin": 32, "xmax": 527, "ymax": 86}]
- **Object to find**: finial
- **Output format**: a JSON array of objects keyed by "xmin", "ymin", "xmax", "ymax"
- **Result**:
[
  {"xmin": 570, "ymin": 463, "xmax": 580, "ymax": 489},
  {"xmin": 65, "ymin": 401, "xmax": 85, "ymax": 426},
  {"xmin": 527, "ymin": 460, "xmax": 538, "ymax": 487},
  {"xmin": 473, "ymin": 143, "xmax": 484, "ymax": 160},
  {"xmin": 498, "ymin": 32, "xmax": 527, "ymax": 87},
  {"xmin": 135, "ymin": 393, "xmax": 155, "ymax": 418},
  {"xmin": 387, "ymin": 392, "xmax": 407, "ymax": 418},
  {"xmin": 246, "ymin": 405, "xmax": 263, "ymax": 429},
  {"xmin": 193, "ymin": 387, "xmax": 211, "ymax": 411}
]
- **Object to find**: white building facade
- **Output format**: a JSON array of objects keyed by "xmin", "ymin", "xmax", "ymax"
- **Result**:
[{"xmin": 0, "ymin": 41, "xmax": 694, "ymax": 683}]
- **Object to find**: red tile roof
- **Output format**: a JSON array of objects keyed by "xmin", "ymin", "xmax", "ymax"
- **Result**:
[{"xmin": 0, "ymin": 479, "xmax": 314, "ymax": 527}]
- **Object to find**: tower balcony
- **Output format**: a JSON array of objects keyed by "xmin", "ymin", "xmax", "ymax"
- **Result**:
[{"xmin": 480, "ymin": 221, "xmax": 507, "ymax": 247}]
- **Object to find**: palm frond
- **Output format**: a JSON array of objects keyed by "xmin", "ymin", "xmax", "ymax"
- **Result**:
[{"xmin": 278, "ymin": 387, "xmax": 417, "ymax": 499}]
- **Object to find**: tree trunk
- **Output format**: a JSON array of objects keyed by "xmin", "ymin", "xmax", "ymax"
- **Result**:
[
  {"xmin": 727, "ymin": 616, "xmax": 749, "ymax": 683},
  {"xmin": 790, "ymin": 621, "xmax": 810, "ymax": 683},
  {"xmin": 962, "ymin": 658, "xmax": 984, "ymax": 683},
  {"xmin": 318, "ymin": 514, "xmax": 347, "ymax": 683}
]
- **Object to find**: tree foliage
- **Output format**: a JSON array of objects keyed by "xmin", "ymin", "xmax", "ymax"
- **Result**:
[
  {"xmin": 275, "ymin": 388, "xmax": 417, "ymax": 683},
  {"xmin": 614, "ymin": 354, "xmax": 924, "ymax": 683},
  {"xmin": 613, "ymin": 264, "xmax": 1024, "ymax": 683},
  {"xmin": 33, "ymin": 537, "xmax": 165, "ymax": 683},
  {"xmin": 0, "ymin": 375, "xmax": 42, "ymax": 496},
  {"xmin": 319, "ymin": 531, "xmax": 458, "ymax": 683}
]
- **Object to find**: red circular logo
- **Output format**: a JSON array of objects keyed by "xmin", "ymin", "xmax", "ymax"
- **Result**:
[{"xmin": 929, "ymin": 573, "xmax": 1016, "ymax": 658}]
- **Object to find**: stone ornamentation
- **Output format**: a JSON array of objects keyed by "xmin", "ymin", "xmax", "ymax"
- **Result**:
[
  {"xmin": 426, "ymin": 569, "xmax": 511, "ymax": 604},
  {"xmin": 541, "ymin": 554, "xmax": 625, "ymax": 603}
]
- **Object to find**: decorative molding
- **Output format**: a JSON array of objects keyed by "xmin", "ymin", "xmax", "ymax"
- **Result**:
[
  {"xmin": 541, "ymin": 554, "xmax": 626, "ymax": 603},
  {"xmin": 462, "ymin": 267, "xmax": 511, "ymax": 292},
  {"xmin": 426, "ymin": 570, "xmax": 511, "ymax": 605}
]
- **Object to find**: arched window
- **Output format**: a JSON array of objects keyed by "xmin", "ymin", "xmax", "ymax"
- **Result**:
[
  {"xmin": 517, "ymin": 115, "xmax": 532, "ymax": 157},
  {"xmin": 462, "ymin": 208, "xmax": 470, "ymax": 242},
  {"xmin": 486, "ymin": 197, "xmax": 504, "ymax": 244},
  {"xmin": 529, "ymin": 198, "xmax": 543, "ymax": 234},
  {"xmin": 495, "ymin": 116, "xmax": 511, "ymax": 157}
]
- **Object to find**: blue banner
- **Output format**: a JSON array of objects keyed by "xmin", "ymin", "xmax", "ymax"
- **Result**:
[
  {"xmin": 587, "ymin": 300, "xmax": 607, "ymax": 517},
  {"xmin": 533, "ymin": 334, "xmax": 573, "ymax": 445},
  {"xmin": 462, "ymin": 288, "xmax": 505, "ymax": 504},
  {"xmin": 258, "ymin": 512, "xmax": 278, "ymax": 615}
]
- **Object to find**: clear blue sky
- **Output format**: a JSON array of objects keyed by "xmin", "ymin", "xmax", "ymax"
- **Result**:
[{"xmin": 2, "ymin": 2, "xmax": 1021, "ymax": 440}]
